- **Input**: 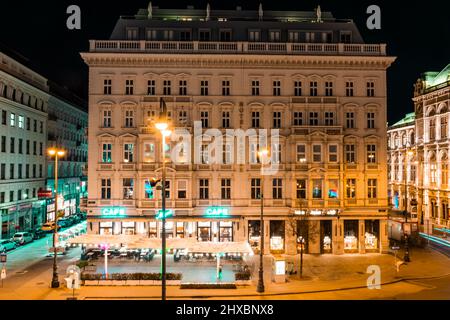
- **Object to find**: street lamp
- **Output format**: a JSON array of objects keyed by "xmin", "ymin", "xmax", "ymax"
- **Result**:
[
  {"xmin": 256, "ymin": 148, "xmax": 269, "ymax": 293},
  {"xmin": 403, "ymin": 149, "xmax": 414, "ymax": 262},
  {"xmin": 155, "ymin": 100, "xmax": 171, "ymax": 301},
  {"xmin": 48, "ymin": 147, "xmax": 65, "ymax": 288}
]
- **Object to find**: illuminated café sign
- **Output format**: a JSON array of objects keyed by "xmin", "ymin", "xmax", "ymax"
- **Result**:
[
  {"xmin": 101, "ymin": 207, "xmax": 126, "ymax": 216},
  {"xmin": 156, "ymin": 209, "xmax": 174, "ymax": 220},
  {"xmin": 327, "ymin": 210, "xmax": 338, "ymax": 216},
  {"xmin": 205, "ymin": 207, "xmax": 229, "ymax": 218},
  {"xmin": 294, "ymin": 210, "xmax": 307, "ymax": 216},
  {"xmin": 310, "ymin": 210, "xmax": 322, "ymax": 216}
]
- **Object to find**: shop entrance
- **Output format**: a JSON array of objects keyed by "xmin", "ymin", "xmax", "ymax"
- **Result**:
[
  {"xmin": 365, "ymin": 220, "xmax": 380, "ymax": 252},
  {"xmin": 344, "ymin": 220, "xmax": 359, "ymax": 253},
  {"xmin": 197, "ymin": 221, "xmax": 211, "ymax": 241},
  {"xmin": 269, "ymin": 220, "xmax": 285, "ymax": 253},
  {"xmin": 320, "ymin": 220, "xmax": 332, "ymax": 254}
]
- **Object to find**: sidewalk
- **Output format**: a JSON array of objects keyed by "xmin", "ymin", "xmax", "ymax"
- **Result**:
[{"xmin": 0, "ymin": 247, "xmax": 448, "ymax": 300}]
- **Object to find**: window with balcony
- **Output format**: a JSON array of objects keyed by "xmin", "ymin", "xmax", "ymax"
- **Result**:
[
  {"xmin": 340, "ymin": 31, "xmax": 352, "ymax": 43},
  {"xmin": 126, "ymin": 28, "xmax": 138, "ymax": 40},
  {"xmin": 180, "ymin": 30, "xmax": 191, "ymax": 41},
  {"xmin": 249, "ymin": 30, "xmax": 260, "ymax": 42},
  {"xmin": 269, "ymin": 30, "xmax": 281, "ymax": 42},
  {"xmin": 219, "ymin": 30, "xmax": 232, "ymax": 41},
  {"xmin": 289, "ymin": 31, "xmax": 300, "ymax": 43},
  {"xmin": 163, "ymin": 30, "xmax": 174, "ymax": 40},
  {"xmin": 199, "ymin": 30, "xmax": 210, "ymax": 41},
  {"xmin": 146, "ymin": 29, "xmax": 157, "ymax": 40},
  {"xmin": 324, "ymin": 112, "xmax": 335, "ymax": 126}
]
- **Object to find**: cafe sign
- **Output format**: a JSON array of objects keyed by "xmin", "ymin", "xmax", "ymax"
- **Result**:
[
  {"xmin": 101, "ymin": 207, "xmax": 126, "ymax": 217},
  {"xmin": 205, "ymin": 207, "xmax": 229, "ymax": 218}
]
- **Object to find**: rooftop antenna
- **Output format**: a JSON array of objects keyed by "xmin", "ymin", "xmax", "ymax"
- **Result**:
[
  {"xmin": 206, "ymin": 3, "xmax": 210, "ymax": 21},
  {"xmin": 258, "ymin": 3, "xmax": 263, "ymax": 21},
  {"xmin": 148, "ymin": 1, "xmax": 153, "ymax": 19},
  {"xmin": 316, "ymin": 5, "xmax": 323, "ymax": 23}
]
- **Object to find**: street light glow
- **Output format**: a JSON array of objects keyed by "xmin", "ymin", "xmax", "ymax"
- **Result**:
[{"xmin": 155, "ymin": 122, "xmax": 169, "ymax": 131}]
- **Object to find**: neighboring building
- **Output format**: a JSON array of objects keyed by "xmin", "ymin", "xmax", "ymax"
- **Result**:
[
  {"xmin": 46, "ymin": 84, "xmax": 88, "ymax": 221},
  {"xmin": 82, "ymin": 5, "xmax": 395, "ymax": 255},
  {"xmin": 389, "ymin": 64, "xmax": 450, "ymax": 235},
  {"xmin": 0, "ymin": 51, "xmax": 49, "ymax": 239}
]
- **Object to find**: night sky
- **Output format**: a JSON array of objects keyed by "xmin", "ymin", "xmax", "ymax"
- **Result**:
[{"xmin": 1, "ymin": 0, "xmax": 449, "ymax": 124}]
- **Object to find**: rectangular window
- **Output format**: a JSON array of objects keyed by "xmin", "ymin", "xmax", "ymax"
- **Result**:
[
  {"xmin": 103, "ymin": 110, "xmax": 112, "ymax": 128},
  {"xmin": 1, "ymin": 136, "xmax": 5, "ymax": 152},
  {"xmin": 102, "ymin": 144, "xmax": 112, "ymax": 163},
  {"xmin": 200, "ymin": 111, "xmax": 209, "ymax": 128},
  {"xmin": 328, "ymin": 145, "xmax": 338, "ymax": 163},
  {"xmin": 125, "ymin": 79, "xmax": 134, "ymax": 95},
  {"xmin": 250, "ymin": 143, "xmax": 260, "ymax": 164},
  {"xmin": 324, "ymin": 112, "xmax": 335, "ymax": 126},
  {"xmin": 0, "ymin": 192, "xmax": 4, "ymax": 204},
  {"xmin": 10, "ymin": 164, "xmax": 14, "ymax": 179},
  {"xmin": 39, "ymin": 164, "xmax": 42, "ymax": 178},
  {"xmin": 25, "ymin": 164, "xmax": 29, "ymax": 178},
  {"xmin": 288, "ymin": 31, "xmax": 299, "ymax": 43},
  {"xmin": 146, "ymin": 29, "xmax": 157, "ymax": 40},
  {"xmin": 0, "ymin": 164, "xmax": 5, "ymax": 180},
  {"xmin": 293, "ymin": 112, "xmax": 303, "ymax": 126},
  {"xmin": 26, "ymin": 117, "xmax": 30, "ymax": 130},
  {"xmin": 33, "ymin": 141, "xmax": 36, "ymax": 155},
  {"xmin": 251, "ymin": 111, "xmax": 260, "ymax": 128},
  {"xmin": 179, "ymin": 80, "xmax": 187, "ymax": 96},
  {"xmin": 222, "ymin": 111, "xmax": 231, "ymax": 128},
  {"xmin": 39, "ymin": 142, "xmax": 42, "ymax": 156},
  {"xmin": 143, "ymin": 142, "xmax": 155, "ymax": 162},
  {"xmin": 251, "ymin": 80, "xmax": 260, "ymax": 96},
  {"xmin": 1, "ymin": 110, "xmax": 6, "ymax": 125},
  {"xmin": 10, "ymin": 137, "xmax": 15, "ymax": 154},
  {"xmin": 180, "ymin": 30, "xmax": 191, "ymax": 41},
  {"xmin": 201, "ymin": 144, "xmax": 209, "ymax": 164},
  {"xmin": 328, "ymin": 179, "xmax": 339, "ymax": 199},
  {"xmin": 200, "ymin": 80, "xmax": 209, "ymax": 96},
  {"xmin": 33, "ymin": 120, "xmax": 37, "ymax": 132},
  {"xmin": 296, "ymin": 144, "xmax": 306, "ymax": 163},
  {"xmin": 271, "ymin": 143, "xmax": 281, "ymax": 164},
  {"xmin": 26, "ymin": 140, "xmax": 30, "ymax": 155},
  {"xmin": 368, "ymin": 179, "xmax": 377, "ymax": 199},
  {"xmin": 101, "ymin": 179, "xmax": 111, "ymax": 199},
  {"xmin": 325, "ymin": 82, "xmax": 333, "ymax": 96},
  {"xmin": 219, "ymin": 30, "xmax": 232, "ymax": 42},
  {"xmin": 163, "ymin": 30, "xmax": 174, "ymax": 40},
  {"xmin": 199, "ymin": 30, "xmax": 210, "ymax": 41},
  {"xmin": 346, "ymin": 112, "xmax": 355, "ymax": 129},
  {"xmin": 10, "ymin": 113, "xmax": 15, "ymax": 126},
  {"xmin": 346, "ymin": 179, "xmax": 356, "ymax": 199},
  {"xmin": 40, "ymin": 121, "xmax": 43, "ymax": 134},
  {"xmin": 251, "ymin": 178, "xmax": 261, "ymax": 199},
  {"xmin": 18, "ymin": 164, "xmax": 22, "ymax": 179},
  {"xmin": 199, "ymin": 179, "xmax": 209, "ymax": 199},
  {"xmin": 123, "ymin": 143, "xmax": 134, "ymax": 163},
  {"xmin": 269, "ymin": 30, "xmax": 281, "ymax": 42},
  {"xmin": 32, "ymin": 164, "xmax": 36, "ymax": 178},
  {"xmin": 126, "ymin": 28, "xmax": 138, "ymax": 40},
  {"xmin": 340, "ymin": 32, "xmax": 352, "ymax": 43},
  {"xmin": 222, "ymin": 80, "xmax": 230, "ymax": 96},
  {"xmin": 312, "ymin": 179, "xmax": 323, "ymax": 199},
  {"xmin": 273, "ymin": 112, "xmax": 281, "ymax": 129},
  {"xmin": 367, "ymin": 112, "xmax": 375, "ymax": 129},
  {"xmin": 178, "ymin": 110, "xmax": 187, "ymax": 125},
  {"xmin": 123, "ymin": 178, "xmax": 134, "ymax": 199},
  {"xmin": 221, "ymin": 178, "xmax": 231, "ymax": 200},
  {"xmin": 249, "ymin": 30, "xmax": 260, "ymax": 42},
  {"xmin": 163, "ymin": 80, "xmax": 171, "ymax": 95},
  {"xmin": 124, "ymin": 110, "xmax": 134, "ymax": 127},
  {"xmin": 104, "ymin": 79, "xmax": 112, "ymax": 95},
  {"xmin": 310, "ymin": 81, "xmax": 318, "ymax": 96},
  {"xmin": 222, "ymin": 143, "xmax": 232, "ymax": 164},
  {"xmin": 272, "ymin": 179, "xmax": 282, "ymax": 199},
  {"xmin": 296, "ymin": 180, "xmax": 306, "ymax": 199},
  {"xmin": 147, "ymin": 80, "xmax": 156, "ymax": 95},
  {"xmin": 367, "ymin": 145, "xmax": 376, "ymax": 163},
  {"xmin": 313, "ymin": 145, "xmax": 322, "ymax": 163},
  {"xmin": 345, "ymin": 144, "xmax": 356, "ymax": 163},
  {"xmin": 177, "ymin": 180, "xmax": 187, "ymax": 199},
  {"xmin": 346, "ymin": 82, "xmax": 354, "ymax": 97},
  {"xmin": 367, "ymin": 81, "xmax": 375, "ymax": 97},
  {"xmin": 18, "ymin": 116, "xmax": 24, "ymax": 129},
  {"xmin": 273, "ymin": 80, "xmax": 281, "ymax": 96},
  {"xmin": 294, "ymin": 81, "xmax": 302, "ymax": 96},
  {"xmin": 309, "ymin": 112, "xmax": 319, "ymax": 126},
  {"xmin": 306, "ymin": 32, "xmax": 316, "ymax": 43}
]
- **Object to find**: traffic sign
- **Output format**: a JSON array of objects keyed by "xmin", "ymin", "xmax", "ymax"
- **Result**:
[
  {"xmin": 1, "ymin": 267, "xmax": 6, "ymax": 280},
  {"xmin": 0, "ymin": 254, "xmax": 6, "ymax": 263}
]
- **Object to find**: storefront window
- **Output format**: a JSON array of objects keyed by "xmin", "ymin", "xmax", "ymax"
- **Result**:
[
  {"xmin": 248, "ymin": 220, "xmax": 260, "ymax": 249},
  {"xmin": 159, "ymin": 221, "xmax": 174, "ymax": 238},
  {"xmin": 328, "ymin": 179, "xmax": 339, "ymax": 199},
  {"xmin": 197, "ymin": 221, "xmax": 211, "ymax": 241},
  {"xmin": 365, "ymin": 220, "xmax": 379, "ymax": 251},
  {"xmin": 100, "ymin": 221, "xmax": 113, "ymax": 235},
  {"xmin": 270, "ymin": 220, "xmax": 285, "ymax": 252},
  {"xmin": 312, "ymin": 179, "xmax": 323, "ymax": 199},
  {"xmin": 321, "ymin": 220, "xmax": 332, "ymax": 253},
  {"xmin": 176, "ymin": 222, "xmax": 185, "ymax": 238},
  {"xmin": 149, "ymin": 222, "xmax": 157, "ymax": 238},
  {"xmin": 122, "ymin": 221, "xmax": 135, "ymax": 235},
  {"xmin": 344, "ymin": 220, "xmax": 359, "ymax": 252},
  {"xmin": 296, "ymin": 220, "xmax": 309, "ymax": 253},
  {"xmin": 219, "ymin": 221, "xmax": 233, "ymax": 242}
]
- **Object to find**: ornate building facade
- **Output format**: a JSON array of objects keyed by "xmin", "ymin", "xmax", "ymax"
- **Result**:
[
  {"xmin": 83, "ymin": 5, "xmax": 395, "ymax": 255},
  {"xmin": 388, "ymin": 64, "xmax": 450, "ymax": 234}
]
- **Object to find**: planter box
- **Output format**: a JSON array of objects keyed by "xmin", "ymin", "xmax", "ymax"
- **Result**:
[
  {"xmin": 236, "ymin": 280, "xmax": 252, "ymax": 286},
  {"xmin": 126, "ymin": 280, "xmax": 140, "ymax": 286}
]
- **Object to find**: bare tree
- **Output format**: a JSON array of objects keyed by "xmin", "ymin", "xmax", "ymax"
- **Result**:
[{"xmin": 286, "ymin": 201, "xmax": 318, "ymax": 278}]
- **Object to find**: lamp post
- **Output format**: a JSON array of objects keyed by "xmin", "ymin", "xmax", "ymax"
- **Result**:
[
  {"xmin": 155, "ymin": 99, "xmax": 171, "ymax": 301},
  {"xmin": 257, "ymin": 148, "xmax": 269, "ymax": 293},
  {"xmin": 403, "ymin": 149, "xmax": 414, "ymax": 262},
  {"xmin": 48, "ymin": 148, "xmax": 65, "ymax": 288}
]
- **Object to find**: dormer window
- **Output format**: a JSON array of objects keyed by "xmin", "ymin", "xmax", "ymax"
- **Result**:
[
  {"xmin": 340, "ymin": 31, "xmax": 352, "ymax": 43},
  {"xmin": 146, "ymin": 29, "xmax": 157, "ymax": 40},
  {"xmin": 220, "ymin": 30, "xmax": 232, "ymax": 42},
  {"xmin": 249, "ymin": 30, "xmax": 260, "ymax": 42},
  {"xmin": 269, "ymin": 30, "xmax": 281, "ymax": 42},
  {"xmin": 199, "ymin": 30, "xmax": 210, "ymax": 41},
  {"xmin": 180, "ymin": 30, "xmax": 191, "ymax": 41},
  {"xmin": 288, "ymin": 31, "xmax": 299, "ymax": 43},
  {"xmin": 126, "ymin": 28, "xmax": 138, "ymax": 40},
  {"xmin": 164, "ymin": 30, "xmax": 174, "ymax": 40}
]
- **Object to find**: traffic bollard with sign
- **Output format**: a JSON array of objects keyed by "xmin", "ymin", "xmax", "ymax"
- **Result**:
[
  {"xmin": 1, "ymin": 265, "xmax": 6, "ymax": 288},
  {"xmin": 65, "ymin": 265, "xmax": 81, "ymax": 300}
]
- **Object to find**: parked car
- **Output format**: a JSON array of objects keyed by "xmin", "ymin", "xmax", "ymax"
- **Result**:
[
  {"xmin": 0, "ymin": 239, "xmax": 17, "ymax": 252},
  {"xmin": 41, "ymin": 222, "xmax": 60, "ymax": 232},
  {"xmin": 33, "ymin": 229, "xmax": 47, "ymax": 240},
  {"xmin": 67, "ymin": 216, "xmax": 78, "ymax": 225},
  {"xmin": 12, "ymin": 232, "xmax": 34, "ymax": 245},
  {"xmin": 57, "ymin": 218, "xmax": 71, "ymax": 228}
]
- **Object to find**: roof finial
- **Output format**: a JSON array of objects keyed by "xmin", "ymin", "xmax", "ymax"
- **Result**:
[
  {"xmin": 258, "ymin": 3, "xmax": 263, "ymax": 21},
  {"xmin": 148, "ymin": 1, "xmax": 153, "ymax": 19},
  {"xmin": 206, "ymin": 3, "xmax": 210, "ymax": 21},
  {"xmin": 316, "ymin": 5, "xmax": 323, "ymax": 23}
]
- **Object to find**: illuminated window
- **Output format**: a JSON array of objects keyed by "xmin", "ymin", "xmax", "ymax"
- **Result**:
[
  {"xmin": 368, "ymin": 179, "xmax": 377, "ymax": 199},
  {"xmin": 123, "ymin": 143, "xmax": 134, "ymax": 163},
  {"xmin": 251, "ymin": 178, "xmax": 261, "ymax": 199},
  {"xmin": 296, "ymin": 144, "xmax": 306, "ymax": 163},
  {"xmin": 312, "ymin": 179, "xmax": 323, "ymax": 199},
  {"xmin": 328, "ymin": 145, "xmax": 338, "ymax": 163},
  {"xmin": 346, "ymin": 179, "xmax": 356, "ymax": 199},
  {"xmin": 328, "ymin": 179, "xmax": 339, "ymax": 199},
  {"xmin": 296, "ymin": 180, "xmax": 306, "ymax": 199},
  {"xmin": 102, "ymin": 144, "xmax": 112, "ymax": 163},
  {"xmin": 123, "ymin": 178, "xmax": 134, "ymax": 199},
  {"xmin": 367, "ymin": 144, "xmax": 377, "ymax": 163}
]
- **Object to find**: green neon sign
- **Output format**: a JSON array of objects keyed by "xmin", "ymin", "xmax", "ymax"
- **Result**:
[
  {"xmin": 101, "ymin": 207, "xmax": 126, "ymax": 217},
  {"xmin": 156, "ymin": 209, "xmax": 173, "ymax": 220},
  {"xmin": 205, "ymin": 207, "xmax": 229, "ymax": 218}
]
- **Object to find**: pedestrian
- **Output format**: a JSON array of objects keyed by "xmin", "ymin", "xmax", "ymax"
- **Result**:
[{"xmin": 218, "ymin": 265, "xmax": 223, "ymax": 280}]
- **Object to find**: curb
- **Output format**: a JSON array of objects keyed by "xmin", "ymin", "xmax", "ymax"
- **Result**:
[{"xmin": 81, "ymin": 272, "xmax": 450, "ymax": 300}]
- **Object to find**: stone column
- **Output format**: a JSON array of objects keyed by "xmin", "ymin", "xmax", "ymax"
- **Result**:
[
  {"xmin": 332, "ymin": 219, "xmax": 344, "ymax": 255},
  {"xmin": 379, "ymin": 220, "xmax": 389, "ymax": 253},
  {"xmin": 308, "ymin": 220, "xmax": 321, "ymax": 254},
  {"xmin": 359, "ymin": 220, "xmax": 366, "ymax": 254},
  {"xmin": 234, "ymin": 219, "xmax": 245, "ymax": 242},
  {"xmin": 264, "ymin": 219, "xmax": 271, "ymax": 255}
]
